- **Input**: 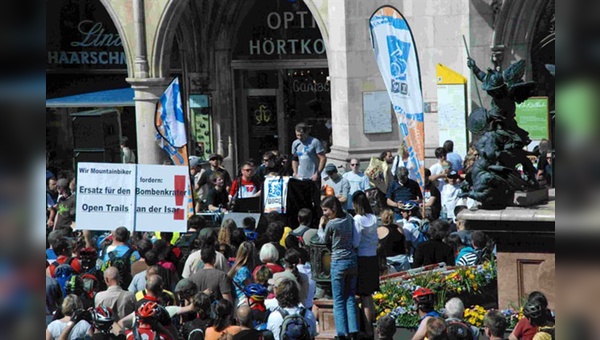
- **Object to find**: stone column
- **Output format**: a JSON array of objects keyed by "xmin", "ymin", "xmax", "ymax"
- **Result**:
[{"xmin": 127, "ymin": 77, "xmax": 170, "ymax": 164}]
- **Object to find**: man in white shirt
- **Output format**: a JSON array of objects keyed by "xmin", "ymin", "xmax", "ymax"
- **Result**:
[
  {"xmin": 342, "ymin": 158, "xmax": 371, "ymax": 213},
  {"xmin": 428, "ymin": 147, "xmax": 450, "ymax": 192}
]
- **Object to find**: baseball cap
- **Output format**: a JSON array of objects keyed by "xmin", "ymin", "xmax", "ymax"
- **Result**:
[
  {"xmin": 208, "ymin": 153, "xmax": 222, "ymax": 161},
  {"xmin": 189, "ymin": 156, "xmax": 204, "ymax": 168},
  {"xmin": 268, "ymin": 271, "xmax": 299, "ymax": 288},
  {"xmin": 324, "ymin": 163, "xmax": 337, "ymax": 173},
  {"xmin": 447, "ymin": 170, "xmax": 460, "ymax": 179},
  {"xmin": 56, "ymin": 178, "xmax": 70, "ymax": 189}
]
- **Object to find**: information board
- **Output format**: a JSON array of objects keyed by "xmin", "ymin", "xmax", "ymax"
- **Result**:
[
  {"xmin": 515, "ymin": 97, "xmax": 549, "ymax": 140},
  {"xmin": 75, "ymin": 163, "xmax": 190, "ymax": 233},
  {"xmin": 363, "ymin": 91, "xmax": 392, "ymax": 134},
  {"xmin": 437, "ymin": 84, "xmax": 468, "ymax": 157}
]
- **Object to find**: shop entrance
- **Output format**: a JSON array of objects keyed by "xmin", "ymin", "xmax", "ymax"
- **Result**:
[
  {"xmin": 234, "ymin": 66, "xmax": 330, "ymax": 164},
  {"xmin": 243, "ymin": 88, "xmax": 282, "ymax": 162}
]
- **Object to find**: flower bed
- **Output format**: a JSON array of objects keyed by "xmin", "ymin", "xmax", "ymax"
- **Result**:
[{"xmin": 373, "ymin": 259, "xmax": 502, "ymax": 328}]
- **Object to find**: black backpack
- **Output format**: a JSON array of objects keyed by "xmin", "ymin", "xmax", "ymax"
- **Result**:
[
  {"xmin": 289, "ymin": 226, "xmax": 310, "ymax": 248},
  {"xmin": 277, "ymin": 307, "xmax": 311, "ymax": 340},
  {"xmin": 175, "ymin": 231, "xmax": 200, "ymax": 274},
  {"xmin": 445, "ymin": 320, "xmax": 475, "ymax": 340},
  {"xmin": 103, "ymin": 247, "xmax": 134, "ymax": 289}
]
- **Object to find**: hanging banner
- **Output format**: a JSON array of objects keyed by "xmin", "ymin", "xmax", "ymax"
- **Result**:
[
  {"xmin": 263, "ymin": 176, "xmax": 291, "ymax": 214},
  {"xmin": 369, "ymin": 6, "xmax": 425, "ymax": 190}
]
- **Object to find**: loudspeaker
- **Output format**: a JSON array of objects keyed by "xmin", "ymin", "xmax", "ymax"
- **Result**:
[
  {"xmin": 74, "ymin": 148, "xmax": 121, "ymax": 164},
  {"xmin": 71, "ymin": 109, "xmax": 121, "ymax": 150}
]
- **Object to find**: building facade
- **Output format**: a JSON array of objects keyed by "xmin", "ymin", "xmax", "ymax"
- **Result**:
[{"xmin": 47, "ymin": 0, "xmax": 554, "ymax": 172}]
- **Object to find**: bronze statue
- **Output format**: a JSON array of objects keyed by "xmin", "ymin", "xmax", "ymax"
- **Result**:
[{"xmin": 460, "ymin": 58, "xmax": 540, "ymax": 209}]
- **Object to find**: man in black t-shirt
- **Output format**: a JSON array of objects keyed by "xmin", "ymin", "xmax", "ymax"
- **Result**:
[{"xmin": 232, "ymin": 305, "xmax": 263, "ymax": 340}]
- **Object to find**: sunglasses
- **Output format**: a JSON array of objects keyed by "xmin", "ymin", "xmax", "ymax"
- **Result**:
[
  {"xmin": 350, "ymin": 164, "xmax": 359, "ymax": 166},
  {"xmin": 242, "ymin": 168, "xmax": 253, "ymax": 172},
  {"xmin": 263, "ymin": 159, "xmax": 271, "ymax": 162}
]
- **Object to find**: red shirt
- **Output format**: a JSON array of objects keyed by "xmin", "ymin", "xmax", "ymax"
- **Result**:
[
  {"xmin": 512, "ymin": 317, "xmax": 538, "ymax": 340},
  {"xmin": 48, "ymin": 255, "xmax": 82, "ymax": 277},
  {"xmin": 126, "ymin": 325, "xmax": 173, "ymax": 340},
  {"xmin": 230, "ymin": 177, "xmax": 259, "ymax": 198}
]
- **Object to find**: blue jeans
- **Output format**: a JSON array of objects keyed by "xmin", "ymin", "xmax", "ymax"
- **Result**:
[{"xmin": 330, "ymin": 257, "xmax": 359, "ymax": 336}]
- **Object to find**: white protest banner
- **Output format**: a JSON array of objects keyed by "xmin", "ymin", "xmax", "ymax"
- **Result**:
[
  {"xmin": 75, "ymin": 163, "xmax": 137, "ymax": 232},
  {"xmin": 263, "ymin": 176, "xmax": 290, "ymax": 213},
  {"xmin": 134, "ymin": 164, "xmax": 190, "ymax": 232}
]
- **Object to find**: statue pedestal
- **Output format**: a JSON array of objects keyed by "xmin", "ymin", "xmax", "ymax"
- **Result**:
[
  {"xmin": 314, "ymin": 299, "xmax": 337, "ymax": 339},
  {"xmin": 513, "ymin": 188, "xmax": 549, "ymax": 206},
  {"xmin": 458, "ymin": 197, "xmax": 555, "ymax": 310}
]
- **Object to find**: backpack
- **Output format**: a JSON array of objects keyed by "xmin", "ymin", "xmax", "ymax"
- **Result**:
[
  {"xmin": 277, "ymin": 307, "xmax": 311, "ymax": 340},
  {"xmin": 104, "ymin": 247, "xmax": 134, "ymax": 289},
  {"xmin": 175, "ymin": 231, "xmax": 200, "ymax": 274},
  {"xmin": 289, "ymin": 226, "xmax": 310, "ymax": 248},
  {"xmin": 445, "ymin": 320, "xmax": 475, "ymax": 340},
  {"xmin": 406, "ymin": 219, "xmax": 430, "ymax": 248},
  {"xmin": 51, "ymin": 257, "xmax": 77, "ymax": 296}
]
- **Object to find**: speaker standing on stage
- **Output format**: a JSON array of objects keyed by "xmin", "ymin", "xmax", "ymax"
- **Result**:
[{"xmin": 291, "ymin": 122, "xmax": 327, "ymax": 182}]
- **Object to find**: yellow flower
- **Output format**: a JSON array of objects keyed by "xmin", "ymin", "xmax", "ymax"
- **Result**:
[{"xmin": 469, "ymin": 274, "xmax": 475, "ymax": 279}]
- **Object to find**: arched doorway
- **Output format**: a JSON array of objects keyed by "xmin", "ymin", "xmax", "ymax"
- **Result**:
[{"xmin": 231, "ymin": 0, "xmax": 330, "ymax": 163}]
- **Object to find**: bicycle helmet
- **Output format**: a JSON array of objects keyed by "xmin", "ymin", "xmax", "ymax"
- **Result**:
[
  {"xmin": 399, "ymin": 201, "xmax": 419, "ymax": 211},
  {"xmin": 523, "ymin": 299, "xmax": 544, "ymax": 319},
  {"xmin": 137, "ymin": 301, "xmax": 158, "ymax": 321},
  {"xmin": 244, "ymin": 283, "xmax": 268, "ymax": 301},
  {"xmin": 92, "ymin": 306, "xmax": 115, "ymax": 333},
  {"xmin": 412, "ymin": 287, "xmax": 435, "ymax": 304},
  {"xmin": 65, "ymin": 275, "xmax": 84, "ymax": 296}
]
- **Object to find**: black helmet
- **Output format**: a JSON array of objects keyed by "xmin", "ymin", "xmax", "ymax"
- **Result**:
[{"xmin": 523, "ymin": 299, "xmax": 544, "ymax": 319}]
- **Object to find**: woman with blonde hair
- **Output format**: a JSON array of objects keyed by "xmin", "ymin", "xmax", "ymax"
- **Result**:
[
  {"xmin": 227, "ymin": 241, "xmax": 256, "ymax": 306},
  {"xmin": 218, "ymin": 218, "xmax": 237, "ymax": 257},
  {"xmin": 46, "ymin": 294, "xmax": 92, "ymax": 340},
  {"xmin": 377, "ymin": 209, "xmax": 409, "ymax": 273}
]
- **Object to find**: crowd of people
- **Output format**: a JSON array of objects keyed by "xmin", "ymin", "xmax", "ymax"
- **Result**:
[{"xmin": 45, "ymin": 123, "xmax": 554, "ymax": 339}]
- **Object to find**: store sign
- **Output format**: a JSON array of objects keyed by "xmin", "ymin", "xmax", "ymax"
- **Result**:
[
  {"xmin": 48, "ymin": 20, "xmax": 126, "ymax": 66},
  {"xmin": 234, "ymin": 0, "xmax": 326, "ymax": 60}
]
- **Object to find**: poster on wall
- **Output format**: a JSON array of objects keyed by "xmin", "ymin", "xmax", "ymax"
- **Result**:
[
  {"xmin": 516, "ymin": 96, "xmax": 549, "ymax": 141},
  {"xmin": 75, "ymin": 163, "xmax": 190, "ymax": 233},
  {"xmin": 437, "ymin": 64, "xmax": 468, "ymax": 158},
  {"xmin": 363, "ymin": 91, "xmax": 393, "ymax": 133}
]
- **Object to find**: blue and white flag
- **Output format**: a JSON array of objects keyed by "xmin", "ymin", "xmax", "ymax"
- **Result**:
[
  {"xmin": 155, "ymin": 77, "xmax": 187, "ymax": 148},
  {"xmin": 369, "ymin": 6, "xmax": 426, "ymax": 191}
]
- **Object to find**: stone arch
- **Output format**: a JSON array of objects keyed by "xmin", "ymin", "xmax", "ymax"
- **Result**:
[
  {"xmin": 302, "ymin": 0, "xmax": 330, "ymax": 51},
  {"xmin": 491, "ymin": 0, "xmax": 549, "ymax": 79},
  {"xmin": 152, "ymin": 0, "xmax": 191, "ymax": 78},
  {"xmin": 99, "ymin": 0, "xmax": 136, "ymax": 78}
]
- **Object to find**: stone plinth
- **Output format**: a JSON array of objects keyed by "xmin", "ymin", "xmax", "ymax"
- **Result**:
[
  {"xmin": 458, "ymin": 199, "xmax": 555, "ymax": 310},
  {"xmin": 314, "ymin": 299, "xmax": 336, "ymax": 340}
]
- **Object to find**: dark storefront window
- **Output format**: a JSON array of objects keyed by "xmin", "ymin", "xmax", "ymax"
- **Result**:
[{"xmin": 283, "ymin": 68, "xmax": 331, "ymax": 153}]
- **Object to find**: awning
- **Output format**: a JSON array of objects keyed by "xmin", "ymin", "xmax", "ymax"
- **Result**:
[{"xmin": 46, "ymin": 88, "xmax": 135, "ymax": 108}]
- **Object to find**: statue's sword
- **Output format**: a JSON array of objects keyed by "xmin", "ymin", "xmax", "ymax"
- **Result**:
[{"xmin": 463, "ymin": 35, "xmax": 484, "ymax": 108}]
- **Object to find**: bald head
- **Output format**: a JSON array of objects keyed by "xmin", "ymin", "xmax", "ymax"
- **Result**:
[
  {"xmin": 104, "ymin": 266, "xmax": 120, "ymax": 285},
  {"xmin": 146, "ymin": 274, "xmax": 163, "ymax": 296},
  {"xmin": 236, "ymin": 304, "xmax": 253, "ymax": 328}
]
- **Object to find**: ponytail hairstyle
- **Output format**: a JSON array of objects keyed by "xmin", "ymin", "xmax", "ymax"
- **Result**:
[
  {"xmin": 213, "ymin": 299, "xmax": 233, "ymax": 332},
  {"xmin": 283, "ymin": 248, "xmax": 304, "ymax": 286},
  {"xmin": 352, "ymin": 190, "xmax": 374, "ymax": 216}
]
